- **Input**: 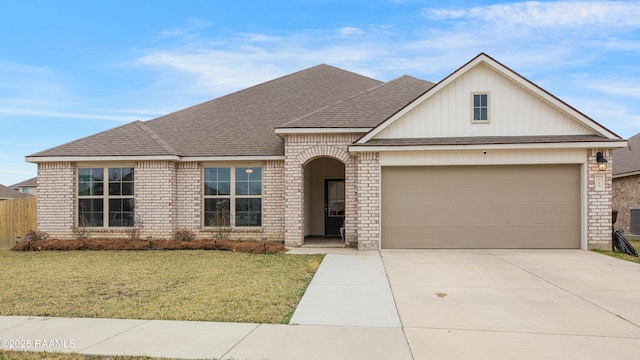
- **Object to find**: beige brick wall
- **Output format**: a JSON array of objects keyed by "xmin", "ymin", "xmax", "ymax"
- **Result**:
[
  {"xmin": 176, "ymin": 162, "xmax": 201, "ymax": 231},
  {"xmin": 135, "ymin": 160, "xmax": 176, "ymax": 238},
  {"xmin": 612, "ymin": 174, "xmax": 640, "ymax": 234},
  {"xmin": 284, "ymin": 133, "xmax": 361, "ymax": 247},
  {"xmin": 37, "ymin": 162, "xmax": 75, "ymax": 238},
  {"xmin": 587, "ymin": 149, "xmax": 613, "ymax": 250},
  {"xmin": 263, "ymin": 160, "xmax": 285, "ymax": 241},
  {"xmin": 355, "ymin": 152, "xmax": 381, "ymax": 250}
]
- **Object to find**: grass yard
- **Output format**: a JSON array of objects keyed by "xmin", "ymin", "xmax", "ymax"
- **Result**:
[
  {"xmin": 0, "ymin": 250, "xmax": 323, "ymax": 324},
  {"xmin": 593, "ymin": 239, "xmax": 640, "ymax": 264},
  {"xmin": 0, "ymin": 352, "xmax": 161, "ymax": 360}
]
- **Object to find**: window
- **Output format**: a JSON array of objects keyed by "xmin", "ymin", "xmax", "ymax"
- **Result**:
[
  {"xmin": 472, "ymin": 93, "xmax": 489, "ymax": 122},
  {"xmin": 78, "ymin": 167, "xmax": 134, "ymax": 227},
  {"xmin": 203, "ymin": 166, "xmax": 262, "ymax": 227}
]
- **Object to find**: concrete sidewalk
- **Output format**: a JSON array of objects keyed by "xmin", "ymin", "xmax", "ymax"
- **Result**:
[
  {"xmin": 0, "ymin": 316, "xmax": 411, "ymax": 359},
  {"xmin": 0, "ymin": 251, "xmax": 411, "ymax": 359}
]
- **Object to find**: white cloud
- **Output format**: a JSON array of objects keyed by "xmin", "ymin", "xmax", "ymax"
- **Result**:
[{"xmin": 425, "ymin": 1, "xmax": 640, "ymax": 29}]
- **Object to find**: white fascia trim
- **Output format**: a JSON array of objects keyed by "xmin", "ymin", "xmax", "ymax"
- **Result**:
[
  {"xmin": 182, "ymin": 155, "xmax": 285, "ymax": 161},
  {"xmin": 349, "ymin": 141, "xmax": 627, "ymax": 153},
  {"xmin": 275, "ymin": 127, "xmax": 371, "ymax": 134},
  {"xmin": 26, "ymin": 155, "xmax": 181, "ymax": 163},
  {"xmin": 613, "ymin": 170, "xmax": 640, "ymax": 179}
]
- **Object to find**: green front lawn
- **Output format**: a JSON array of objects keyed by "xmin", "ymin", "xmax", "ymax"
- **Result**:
[
  {"xmin": 593, "ymin": 239, "xmax": 640, "ymax": 264},
  {"xmin": 0, "ymin": 250, "xmax": 323, "ymax": 324}
]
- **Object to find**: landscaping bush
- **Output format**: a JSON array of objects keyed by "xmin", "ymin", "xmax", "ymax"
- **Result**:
[
  {"xmin": 11, "ymin": 238, "xmax": 286, "ymax": 254},
  {"xmin": 25, "ymin": 230, "xmax": 49, "ymax": 241},
  {"xmin": 172, "ymin": 229, "xmax": 196, "ymax": 241}
]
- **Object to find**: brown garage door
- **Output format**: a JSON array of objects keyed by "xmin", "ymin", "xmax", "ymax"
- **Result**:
[{"xmin": 381, "ymin": 165, "xmax": 580, "ymax": 249}]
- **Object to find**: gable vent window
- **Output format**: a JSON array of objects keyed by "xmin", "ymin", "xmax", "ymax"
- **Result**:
[{"xmin": 472, "ymin": 93, "xmax": 489, "ymax": 122}]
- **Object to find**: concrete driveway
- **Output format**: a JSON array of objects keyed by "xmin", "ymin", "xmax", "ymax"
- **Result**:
[{"xmin": 381, "ymin": 250, "xmax": 640, "ymax": 359}]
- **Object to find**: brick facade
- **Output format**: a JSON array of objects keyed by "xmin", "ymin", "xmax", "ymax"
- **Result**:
[
  {"xmin": 612, "ymin": 174, "xmax": 640, "ymax": 234},
  {"xmin": 176, "ymin": 162, "xmax": 201, "ymax": 231},
  {"xmin": 262, "ymin": 160, "xmax": 285, "ymax": 241},
  {"xmin": 37, "ymin": 162, "xmax": 75, "ymax": 238},
  {"xmin": 135, "ymin": 160, "xmax": 176, "ymax": 238},
  {"xmin": 587, "ymin": 148, "xmax": 613, "ymax": 250},
  {"xmin": 355, "ymin": 152, "xmax": 381, "ymax": 250},
  {"xmin": 35, "ymin": 147, "xmax": 616, "ymax": 250}
]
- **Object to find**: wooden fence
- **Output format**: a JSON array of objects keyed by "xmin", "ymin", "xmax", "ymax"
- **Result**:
[{"xmin": 0, "ymin": 197, "xmax": 37, "ymax": 249}]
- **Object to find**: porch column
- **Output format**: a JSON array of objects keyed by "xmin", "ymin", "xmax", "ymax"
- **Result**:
[{"xmin": 284, "ymin": 146, "xmax": 304, "ymax": 247}]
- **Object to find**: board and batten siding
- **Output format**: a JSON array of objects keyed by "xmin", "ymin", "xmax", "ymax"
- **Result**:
[{"xmin": 376, "ymin": 63, "xmax": 593, "ymax": 139}]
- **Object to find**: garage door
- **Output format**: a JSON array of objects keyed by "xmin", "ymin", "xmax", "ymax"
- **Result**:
[{"xmin": 381, "ymin": 165, "xmax": 580, "ymax": 249}]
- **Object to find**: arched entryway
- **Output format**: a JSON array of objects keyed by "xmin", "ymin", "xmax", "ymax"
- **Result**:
[{"xmin": 303, "ymin": 157, "xmax": 345, "ymax": 243}]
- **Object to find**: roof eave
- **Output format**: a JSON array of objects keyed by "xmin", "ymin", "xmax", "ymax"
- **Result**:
[
  {"xmin": 275, "ymin": 127, "xmax": 372, "ymax": 135},
  {"xmin": 349, "ymin": 141, "xmax": 627, "ymax": 153},
  {"xmin": 26, "ymin": 155, "xmax": 181, "ymax": 163}
]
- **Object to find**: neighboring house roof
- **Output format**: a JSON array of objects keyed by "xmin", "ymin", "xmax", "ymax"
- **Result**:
[
  {"xmin": 10, "ymin": 177, "xmax": 37, "ymax": 189},
  {"xmin": 0, "ymin": 184, "xmax": 31, "ymax": 199},
  {"xmin": 29, "ymin": 64, "xmax": 383, "ymax": 160},
  {"xmin": 613, "ymin": 132, "xmax": 640, "ymax": 178}
]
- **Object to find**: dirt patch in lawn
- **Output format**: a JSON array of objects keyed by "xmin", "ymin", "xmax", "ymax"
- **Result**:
[{"xmin": 12, "ymin": 238, "xmax": 286, "ymax": 254}]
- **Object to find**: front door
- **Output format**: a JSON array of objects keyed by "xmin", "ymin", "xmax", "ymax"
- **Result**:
[{"xmin": 324, "ymin": 179, "xmax": 345, "ymax": 236}]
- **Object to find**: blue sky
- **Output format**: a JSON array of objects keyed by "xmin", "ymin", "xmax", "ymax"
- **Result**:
[{"xmin": 1, "ymin": 0, "xmax": 639, "ymax": 186}]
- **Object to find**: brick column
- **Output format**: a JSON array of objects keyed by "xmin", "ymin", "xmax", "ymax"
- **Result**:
[
  {"xmin": 344, "ymin": 155, "xmax": 358, "ymax": 245},
  {"xmin": 356, "ymin": 152, "xmax": 380, "ymax": 250},
  {"xmin": 263, "ymin": 160, "xmax": 285, "ymax": 241},
  {"xmin": 284, "ymin": 157, "xmax": 304, "ymax": 246},
  {"xmin": 37, "ymin": 162, "xmax": 75, "ymax": 238},
  {"xmin": 135, "ymin": 160, "xmax": 176, "ymax": 238},
  {"xmin": 587, "ymin": 148, "xmax": 613, "ymax": 250},
  {"xmin": 176, "ymin": 162, "xmax": 201, "ymax": 232}
]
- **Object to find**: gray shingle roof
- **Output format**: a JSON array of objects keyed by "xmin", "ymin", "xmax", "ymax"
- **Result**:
[
  {"xmin": 30, "ymin": 121, "xmax": 178, "ymax": 157},
  {"xmin": 279, "ymin": 75, "xmax": 434, "ymax": 129},
  {"xmin": 31, "ymin": 64, "xmax": 383, "ymax": 159},
  {"xmin": 613, "ymin": 132, "xmax": 640, "ymax": 176},
  {"xmin": 10, "ymin": 177, "xmax": 37, "ymax": 188},
  {"xmin": 0, "ymin": 184, "xmax": 31, "ymax": 199}
]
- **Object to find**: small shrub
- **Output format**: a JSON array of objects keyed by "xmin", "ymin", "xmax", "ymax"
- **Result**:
[
  {"xmin": 210, "ymin": 199, "xmax": 231, "ymax": 239},
  {"xmin": 172, "ymin": 229, "xmax": 196, "ymax": 241},
  {"xmin": 72, "ymin": 215, "xmax": 92, "ymax": 239},
  {"xmin": 25, "ymin": 230, "xmax": 49, "ymax": 241}
]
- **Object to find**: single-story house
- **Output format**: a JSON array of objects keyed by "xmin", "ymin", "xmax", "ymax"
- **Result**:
[
  {"xmin": 613, "ymin": 132, "xmax": 640, "ymax": 233},
  {"xmin": 27, "ymin": 53, "xmax": 626, "ymax": 250},
  {"xmin": 0, "ymin": 184, "xmax": 32, "ymax": 200},
  {"xmin": 10, "ymin": 177, "xmax": 38, "ymax": 196}
]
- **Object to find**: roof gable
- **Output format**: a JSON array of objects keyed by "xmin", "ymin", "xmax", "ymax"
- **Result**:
[{"xmin": 358, "ymin": 53, "xmax": 622, "ymax": 144}]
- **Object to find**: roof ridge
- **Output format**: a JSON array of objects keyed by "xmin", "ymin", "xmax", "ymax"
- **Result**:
[
  {"xmin": 148, "ymin": 64, "xmax": 383, "ymax": 126},
  {"xmin": 278, "ymin": 75, "xmax": 434, "ymax": 129},
  {"xmin": 135, "ymin": 121, "xmax": 178, "ymax": 155}
]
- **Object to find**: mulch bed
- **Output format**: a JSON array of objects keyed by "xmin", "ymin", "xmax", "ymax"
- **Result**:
[{"xmin": 11, "ymin": 238, "xmax": 287, "ymax": 254}]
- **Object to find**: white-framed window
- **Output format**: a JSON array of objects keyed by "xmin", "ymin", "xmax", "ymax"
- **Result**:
[
  {"xmin": 77, "ymin": 167, "xmax": 134, "ymax": 227},
  {"xmin": 472, "ymin": 93, "xmax": 489, "ymax": 122},
  {"xmin": 203, "ymin": 166, "xmax": 262, "ymax": 227}
]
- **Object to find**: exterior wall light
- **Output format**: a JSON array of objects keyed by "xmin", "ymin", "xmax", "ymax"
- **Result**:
[{"xmin": 596, "ymin": 151, "xmax": 608, "ymax": 171}]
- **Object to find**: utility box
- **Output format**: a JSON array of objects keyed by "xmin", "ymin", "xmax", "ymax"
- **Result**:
[{"xmin": 631, "ymin": 208, "xmax": 640, "ymax": 234}]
